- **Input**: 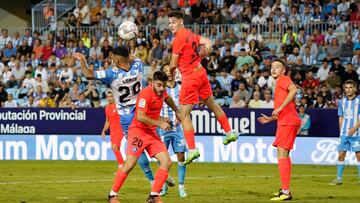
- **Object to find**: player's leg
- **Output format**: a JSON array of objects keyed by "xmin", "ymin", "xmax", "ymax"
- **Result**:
[
  {"xmin": 111, "ymin": 144, "xmax": 124, "ymax": 168},
  {"xmin": 202, "ymin": 95, "xmax": 238, "ymax": 144},
  {"xmin": 109, "ymin": 154, "xmax": 138, "ymax": 203},
  {"xmin": 160, "ymin": 134, "xmax": 174, "ymax": 197},
  {"xmin": 121, "ymin": 114, "xmax": 154, "ymax": 183},
  {"xmin": 176, "ymin": 152, "xmax": 187, "ymax": 197},
  {"xmin": 330, "ymin": 136, "xmax": 349, "ymax": 185},
  {"xmin": 355, "ymin": 151, "xmax": 360, "ymax": 184}
]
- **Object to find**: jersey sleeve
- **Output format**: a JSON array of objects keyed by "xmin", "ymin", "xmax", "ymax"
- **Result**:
[
  {"xmin": 94, "ymin": 68, "xmax": 114, "ymax": 85},
  {"xmin": 172, "ymin": 33, "xmax": 185, "ymax": 54},
  {"xmin": 338, "ymin": 99, "xmax": 343, "ymax": 117},
  {"xmin": 277, "ymin": 76, "xmax": 292, "ymax": 91},
  {"xmin": 132, "ymin": 58, "xmax": 144, "ymax": 74},
  {"xmin": 137, "ymin": 90, "xmax": 151, "ymax": 113}
]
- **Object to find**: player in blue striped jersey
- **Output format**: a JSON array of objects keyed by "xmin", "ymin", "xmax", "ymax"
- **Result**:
[
  {"xmin": 73, "ymin": 46, "xmax": 155, "ymax": 185},
  {"xmin": 330, "ymin": 80, "xmax": 360, "ymax": 185},
  {"xmin": 158, "ymin": 64, "xmax": 187, "ymax": 198}
]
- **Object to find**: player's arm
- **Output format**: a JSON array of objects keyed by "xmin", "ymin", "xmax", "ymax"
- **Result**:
[
  {"xmin": 169, "ymin": 53, "xmax": 179, "ymax": 77},
  {"xmin": 339, "ymin": 116, "xmax": 343, "ymax": 134},
  {"xmin": 272, "ymin": 83, "xmax": 297, "ymax": 117},
  {"xmin": 199, "ymin": 36, "xmax": 213, "ymax": 54},
  {"xmin": 164, "ymin": 95, "xmax": 181, "ymax": 122},
  {"xmin": 137, "ymin": 111, "xmax": 171, "ymax": 131},
  {"xmin": 258, "ymin": 113, "xmax": 277, "ymax": 124},
  {"xmin": 73, "ymin": 53, "xmax": 95, "ymax": 79},
  {"xmin": 101, "ymin": 116, "xmax": 109, "ymax": 140}
]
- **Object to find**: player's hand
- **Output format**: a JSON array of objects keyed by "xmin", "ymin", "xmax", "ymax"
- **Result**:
[
  {"xmin": 272, "ymin": 107, "xmax": 283, "ymax": 117},
  {"xmin": 257, "ymin": 114, "xmax": 273, "ymax": 124},
  {"xmin": 348, "ymin": 127, "xmax": 357, "ymax": 136},
  {"xmin": 159, "ymin": 117, "xmax": 171, "ymax": 132},
  {"xmin": 101, "ymin": 131, "xmax": 106, "ymax": 140},
  {"xmin": 73, "ymin": 53, "xmax": 87, "ymax": 64},
  {"xmin": 175, "ymin": 111, "xmax": 182, "ymax": 125}
]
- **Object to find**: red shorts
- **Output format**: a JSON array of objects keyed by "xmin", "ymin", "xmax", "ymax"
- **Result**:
[
  {"xmin": 126, "ymin": 128, "xmax": 167, "ymax": 158},
  {"xmin": 110, "ymin": 130, "xmax": 123, "ymax": 147},
  {"xmin": 179, "ymin": 67, "xmax": 213, "ymax": 105},
  {"xmin": 273, "ymin": 125, "xmax": 300, "ymax": 150}
]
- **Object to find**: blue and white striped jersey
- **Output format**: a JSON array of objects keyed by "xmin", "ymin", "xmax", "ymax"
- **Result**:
[
  {"xmin": 160, "ymin": 83, "xmax": 182, "ymax": 133},
  {"xmin": 94, "ymin": 58, "xmax": 143, "ymax": 115},
  {"xmin": 338, "ymin": 96, "xmax": 360, "ymax": 137}
]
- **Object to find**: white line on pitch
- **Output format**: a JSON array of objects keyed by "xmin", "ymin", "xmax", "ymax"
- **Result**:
[{"xmin": 0, "ymin": 174, "xmax": 358, "ymax": 185}]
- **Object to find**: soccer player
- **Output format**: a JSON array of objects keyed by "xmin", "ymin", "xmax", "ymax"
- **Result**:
[
  {"xmin": 168, "ymin": 10, "xmax": 239, "ymax": 165},
  {"xmin": 73, "ymin": 46, "xmax": 155, "ymax": 184},
  {"xmin": 101, "ymin": 91, "xmax": 124, "ymax": 168},
  {"xmin": 258, "ymin": 59, "xmax": 301, "ymax": 201},
  {"xmin": 158, "ymin": 64, "xmax": 187, "ymax": 197},
  {"xmin": 330, "ymin": 79, "xmax": 360, "ymax": 186},
  {"xmin": 108, "ymin": 71, "xmax": 180, "ymax": 203}
]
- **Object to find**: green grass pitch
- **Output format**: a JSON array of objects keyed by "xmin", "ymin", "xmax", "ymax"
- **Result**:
[{"xmin": 1, "ymin": 161, "xmax": 360, "ymax": 203}]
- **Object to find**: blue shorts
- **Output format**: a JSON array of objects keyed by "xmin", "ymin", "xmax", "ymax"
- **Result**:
[
  {"xmin": 338, "ymin": 136, "xmax": 360, "ymax": 152},
  {"xmin": 120, "ymin": 112, "xmax": 135, "ymax": 138},
  {"xmin": 160, "ymin": 131, "xmax": 187, "ymax": 153}
]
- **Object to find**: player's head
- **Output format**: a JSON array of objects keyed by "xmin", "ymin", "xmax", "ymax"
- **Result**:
[
  {"xmin": 106, "ymin": 91, "xmax": 115, "ymax": 104},
  {"xmin": 152, "ymin": 71, "xmax": 168, "ymax": 96},
  {"xmin": 168, "ymin": 11, "xmax": 184, "ymax": 34},
  {"xmin": 111, "ymin": 46, "xmax": 130, "ymax": 68},
  {"xmin": 161, "ymin": 63, "xmax": 172, "ymax": 82},
  {"xmin": 343, "ymin": 80, "xmax": 357, "ymax": 98},
  {"xmin": 271, "ymin": 59, "xmax": 287, "ymax": 79}
]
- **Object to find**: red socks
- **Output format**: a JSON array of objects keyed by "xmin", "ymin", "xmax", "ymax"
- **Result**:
[
  {"xmin": 217, "ymin": 114, "xmax": 231, "ymax": 133},
  {"xmin": 112, "ymin": 170, "xmax": 128, "ymax": 192},
  {"xmin": 151, "ymin": 168, "xmax": 169, "ymax": 193},
  {"xmin": 113, "ymin": 149, "xmax": 124, "ymax": 165},
  {"xmin": 278, "ymin": 157, "xmax": 291, "ymax": 190},
  {"xmin": 184, "ymin": 130, "xmax": 196, "ymax": 149}
]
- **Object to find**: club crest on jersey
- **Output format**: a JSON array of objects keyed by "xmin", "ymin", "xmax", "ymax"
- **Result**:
[
  {"xmin": 132, "ymin": 147, "xmax": 138, "ymax": 152},
  {"xmin": 139, "ymin": 98, "xmax": 146, "ymax": 108}
]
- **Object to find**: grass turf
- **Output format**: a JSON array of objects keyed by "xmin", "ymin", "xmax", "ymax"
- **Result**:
[{"xmin": 0, "ymin": 161, "xmax": 360, "ymax": 203}]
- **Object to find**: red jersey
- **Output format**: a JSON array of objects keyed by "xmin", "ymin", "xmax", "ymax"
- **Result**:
[
  {"xmin": 274, "ymin": 75, "xmax": 301, "ymax": 126},
  {"xmin": 105, "ymin": 103, "xmax": 123, "ymax": 137},
  {"xmin": 130, "ymin": 85, "xmax": 168, "ymax": 132},
  {"xmin": 172, "ymin": 27, "xmax": 202, "ymax": 76}
]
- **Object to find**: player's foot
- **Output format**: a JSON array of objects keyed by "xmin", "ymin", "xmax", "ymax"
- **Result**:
[
  {"xmin": 183, "ymin": 150, "xmax": 200, "ymax": 165},
  {"xmin": 223, "ymin": 131, "xmax": 239, "ymax": 145},
  {"xmin": 270, "ymin": 192, "xmax": 292, "ymax": 201},
  {"xmin": 166, "ymin": 176, "xmax": 175, "ymax": 187},
  {"xmin": 273, "ymin": 188, "xmax": 282, "ymax": 197},
  {"xmin": 146, "ymin": 195, "xmax": 163, "ymax": 203},
  {"xmin": 329, "ymin": 178, "xmax": 343, "ymax": 185},
  {"xmin": 179, "ymin": 187, "xmax": 187, "ymax": 198},
  {"xmin": 160, "ymin": 185, "xmax": 168, "ymax": 196},
  {"xmin": 108, "ymin": 194, "xmax": 120, "ymax": 203}
]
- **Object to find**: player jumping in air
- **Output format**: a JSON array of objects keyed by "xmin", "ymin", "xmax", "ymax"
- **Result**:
[
  {"xmin": 108, "ymin": 71, "xmax": 180, "ymax": 203},
  {"xmin": 258, "ymin": 59, "xmax": 301, "ymax": 201},
  {"xmin": 168, "ymin": 10, "xmax": 239, "ymax": 165},
  {"xmin": 73, "ymin": 46, "xmax": 155, "ymax": 185},
  {"xmin": 158, "ymin": 64, "xmax": 187, "ymax": 197},
  {"xmin": 329, "ymin": 79, "xmax": 360, "ymax": 186},
  {"xmin": 101, "ymin": 91, "xmax": 124, "ymax": 168}
]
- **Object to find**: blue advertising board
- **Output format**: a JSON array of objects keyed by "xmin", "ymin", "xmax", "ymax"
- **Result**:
[
  {"xmin": 0, "ymin": 108, "xmax": 339, "ymax": 137},
  {"xmin": 0, "ymin": 135, "xmax": 353, "ymax": 165}
]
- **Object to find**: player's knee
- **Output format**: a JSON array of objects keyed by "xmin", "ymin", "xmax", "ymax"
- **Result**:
[
  {"xmin": 123, "ymin": 159, "xmax": 137, "ymax": 173},
  {"xmin": 111, "ymin": 145, "xmax": 119, "ymax": 151},
  {"xmin": 159, "ymin": 157, "xmax": 172, "ymax": 169},
  {"xmin": 176, "ymin": 152, "xmax": 185, "ymax": 162}
]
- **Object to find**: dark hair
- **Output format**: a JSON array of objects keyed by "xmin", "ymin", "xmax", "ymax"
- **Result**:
[
  {"xmin": 272, "ymin": 59, "xmax": 289, "ymax": 73},
  {"xmin": 160, "ymin": 63, "xmax": 170, "ymax": 71},
  {"xmin": 153, "ymin": 71, "xmax": 168, "ymax": 82},
  {"xmin": 168, "ymin": 10, "xmax": 184, "ymax": 19},
  {"xmin": 343, "ymin": 79, "xmax": 357, "ymax": 87},
  {"xmin": 113, "ymin": 46, "xmax": 129, "ymax": 57}
]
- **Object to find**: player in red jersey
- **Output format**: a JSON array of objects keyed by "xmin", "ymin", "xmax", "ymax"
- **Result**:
[
  {"xmin": 258, "ymin": 59, "xmax": 301, "ymax": 201},
  {"xmin": 101, "ymin": 91, "xmax": 124, "ymax": 168},
  {"xmin": 108, "ymin": 71, "xmax": 181, "ymax": 203},
  {"xmin": 168, "ymin": 10, "xmax": 239, "ymax": 165}
]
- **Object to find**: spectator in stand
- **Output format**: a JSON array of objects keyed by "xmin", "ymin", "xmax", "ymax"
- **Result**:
[
  {"xmin": 75, "ymin": 92, "xmax": 92, "ymax": 107},
  {"xmin": 326, "ymin": 38, "xmax": 342, "ymax": 61},
  {"xmin": 248, "ymin": 91, "xmax": 263, "ymax": 108},
  {"xmin": 22, "ymin": 95, "xmax": 36, "ymax": 107},
  {"xmin": 79, "ymin": 0, "xmax": 91, "ymax": 27},
  {"xmin": 235, "ymin": 49, "xmax": 255, "ymax": 70},
  {"xmin": 34, "ymin": 74, "xmax": 48, "ymax": 93},
  {"xmin": 298, "ymin": 105, "xmax": 311, "ymax": 136},
  {"xmin": 41, "ymin": 40, "xmax": 53, "ymax": 61},
  {"xmin": 84, "ymin": 80, "xmax": 100, "ymax": 107},
  {"xmin": 236, "ymin": 82, "xmax": 251, "ymax": 103},
  {"xmin": 53, "ymin": 41, "xmax": 67, "ymax": 59},
  {"xmin": 18, "ymin": 71, "xmax": 36, "ymax": 98},
  {"xmin": 218, "ymin": 69, "xmax": 233, "ymax": 96},
  {"xmin": 318, "ymin": 84, "xmax": 333, "ymax": 103},
  {"xmin": 313, "ymin": 95, "xmax": 327, "ymax": 108},
  {"xmin": 75, "ymin": 40, "xmax": 90, "ymax": 58},
  {"xmin": 330, "ymin": 57, "xmax": 345, "ymax": 80},
  {"xmin": 326, "ymin": 71, "xmax": 342, "ymax": 89},
  {"xmin": 2, "ymin": 65, "xmax": 12, "ymax": 86},
  {"xmin": 257, "ymin": 69, "xmax": 274, "ymax": 90},
  {"xmin": 260, "ymin": 89, "xmax": 274, "ymax": 108},
  {"xmin": 341, "ymin": 34, "xmax": 354, "ymax": 57},
  {"xmin": 109, "ymin": 9, "xmax": 122, "ymax": 27},
  {"xmin": 230, "ymin": 92, "xmax": 246, "ymax": 108},
  {"xmin": 59, "ymin": 64, "xmax": 74, "ymax": 85},
  {"xmin": 251, "ymin": 8, "xmax": 267, "ymax": 25},
  {"xmin": 148, "ymin": 38, "xmax": 163, "ymax": 65},
  {"xmin": 317, "ymin": 58, "xmax": 331, "ymax": 82},
  {"xmin": 33, "ymin": 85, "xmax": 47, "ymax": 107},
  {"xmin": 101, "ymin": 0, "xmax": 115, "ymax": 19},
  {"xmin": 11, "ymin": 61, "xmax": 25, "ymax": 86},
  {"xmin": 209, "ymin": 74, "xmax": 227, "ymax": 99},
  {"xmin": 351, "ymin": 48, "xmax": 360, "ymax": 70},
  {"xmin": 0, "ymin": 84, "xmax": 7, "ymax": 107},
  {"xmin": 4, "ymin": 93, "xmax": 17, "ymax": 107},
  {"xmin": 302, "ymin": 71, "xmax": 320, "ymax": 90},
  {"xmin": 247, "ymin": 26, "xmax": 264, "ymax": 47},
  {"xmin": 324, "ymin": 27, "xmax": 337, "ymax": 46},
  {"xmin": 101, "ymin": 39, "xmax": 113, "ymax": 60},
  {"xmin": 3, "ymin": 41, "xmax": 17, "ymax": 60},
  {"xmin": 343, "ymin": 63, "xmax": 359, "ymax": 85},
  {"xmin": 287, "ymin": 47, "xmax": 302, "ymax": 66},
  {"xmin": 284, "ymin": 35, "xmax": 301, "ymax": 56},
  {"xmin": 234, "ymin": 37, "xmax": 249, "ymax": 57},
  {"xmin": 90, "ymin": 0, "xmax": 102, "ymax": 23},
  {"xmin": 17, "ymin": 40, "xmax": 32, "ymax": 58}
]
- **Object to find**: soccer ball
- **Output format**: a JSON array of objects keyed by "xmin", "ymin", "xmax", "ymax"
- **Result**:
[{"xmin": 118, "ymin": 21, "xmax": 138, "ymax": 41}]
